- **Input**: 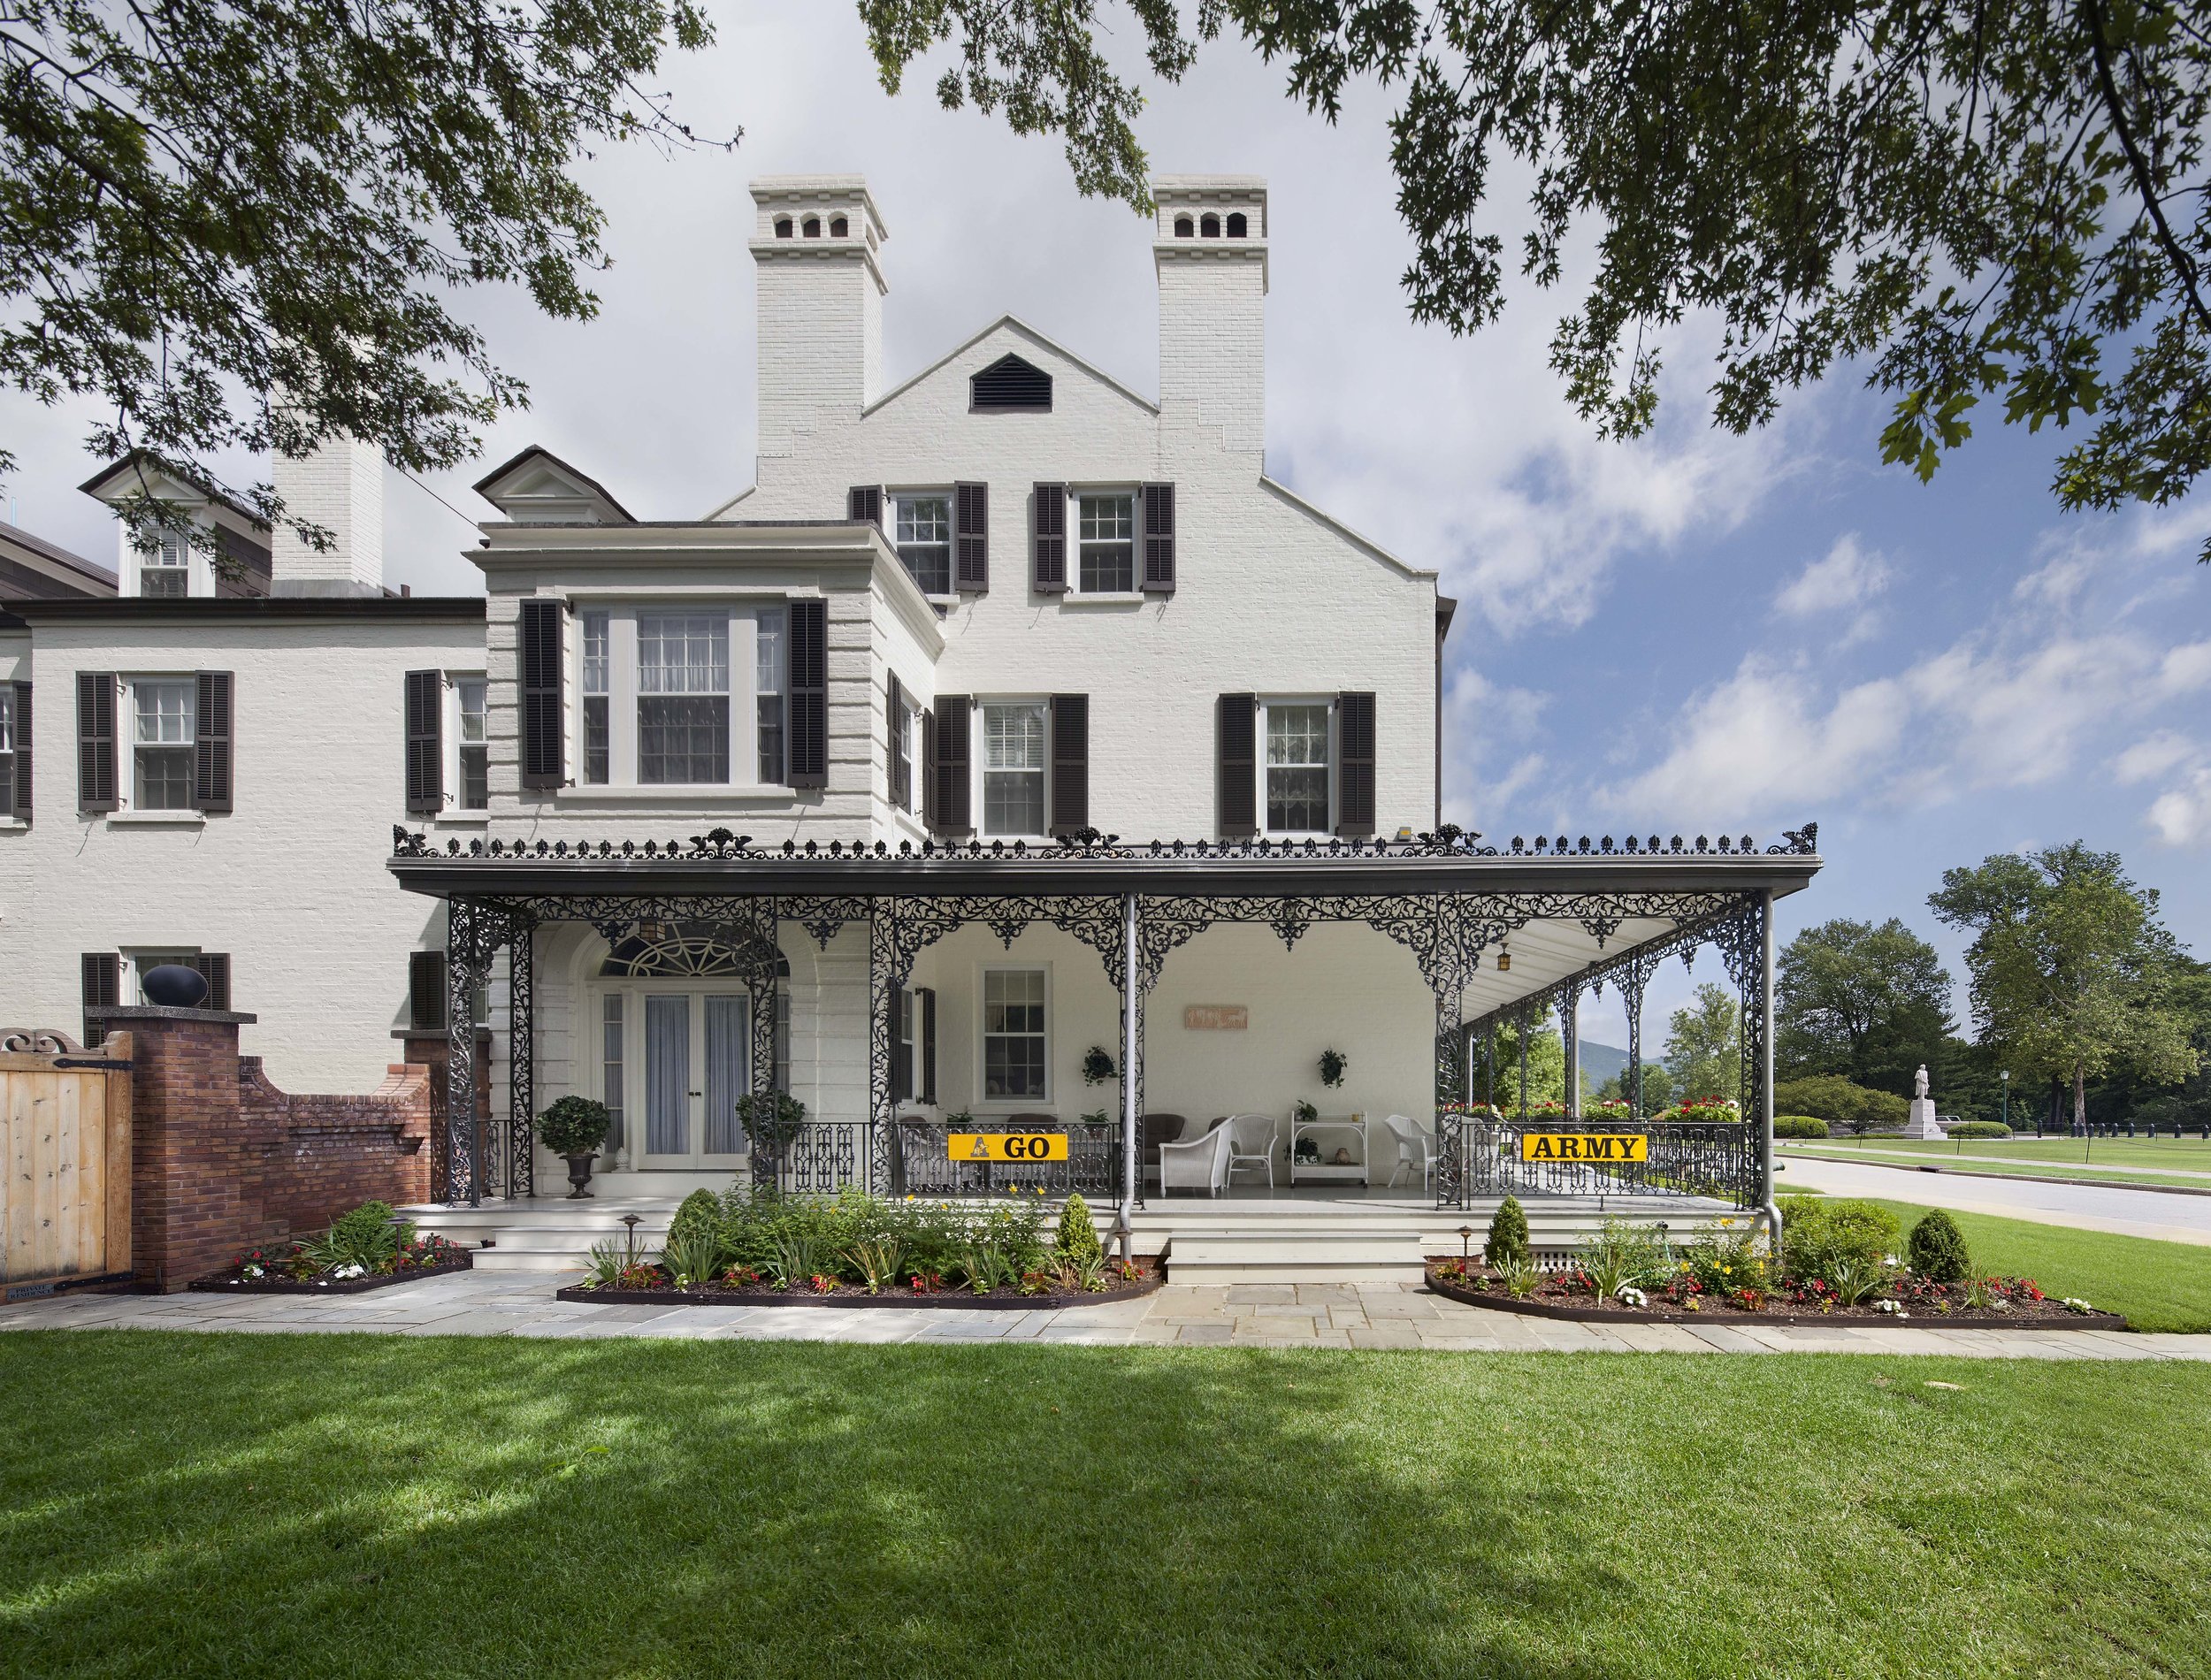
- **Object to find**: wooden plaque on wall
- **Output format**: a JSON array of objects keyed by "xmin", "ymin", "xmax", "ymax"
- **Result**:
[{"xmin": 1183, "ymin": 1004, "xmax": 1248, "ymax": 1031}]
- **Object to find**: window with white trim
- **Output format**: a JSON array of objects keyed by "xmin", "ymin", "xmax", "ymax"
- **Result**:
[
  {"xmin": 455, "ymin": 677, "xmax": 488, "ymax": 810},
  {"xmin": 1264, "ymin": 701, "xmax": 1331, "ymax": 835},
  {"xmin": 892, "ymin": 692, "xmax": 914, "ymax": 813},
  {"xmin": 894, "ymin": 493, "xmax": 952, "ymax": 595},
  {"xmin": 133, "ymin": 678, "xmax": 195, "ymax": 810},
  {"xmin": 582, "ymin": 612, "xmax": 610, "ymax": 785},
  {"xmin": 138, "ymin": 529, "xmax": 189, "ymax": 599},
  {"xmin": 601, "ymin": 992, "xmax": 625, "ymax": 1152},
  {"xmin": 1077, "ymin": 493, "xmax": 1135, "ymax": 592},
  {"xmin": 981, "ymin": 701, "xmax": 1046, "ymax": 836},
  {"xmin": 637, "ymin": 612, "xmax": 730, "ymax": 784},
  {"xmin": 895, "ymin": 988, "xmax": 916, "ymax": 1100},
  {"xmin": 0, "ymin": 683, "xmax": 13, "ymax": 805},
  {"xmin": 755, "ymin": 607, "xmax": 785, "ymax": 784},
  {"xmin": 982, "ymin": 968, "xmax": 1047, "ymax": 1101}
]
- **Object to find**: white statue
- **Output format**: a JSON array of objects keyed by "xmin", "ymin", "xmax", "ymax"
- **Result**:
[{"xmin": 1914, "ymin": 1065, "xmax": 1931, "ymax": 1101}]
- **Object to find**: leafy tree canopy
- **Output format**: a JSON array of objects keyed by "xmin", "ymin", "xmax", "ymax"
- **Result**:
[
  {"xmin": 1930, "ymin": 841, "xmax": 2200, "ymax": 1128},
  {"xmin": 1664, "ymin": 981, "xmax": 1741, "ymax": 1102},
  {"xmin": 867, "ymin": 0, "xmax": 2211, "ymax": 554},
  {"xmin": 1773, "ymin": 1073, "xmax": 1911, "ymax": 1134},
  {"xmin": 1778, "ymin": 918, "xmax": 1955, "ymax": 1094},
  {"xmin": 1, "ymin": 0, "xmax": 721, "ymax": 551},
  {"xmin": 1479, "ymin": 1005, "xmax": 1565, "ymax": 1107}
]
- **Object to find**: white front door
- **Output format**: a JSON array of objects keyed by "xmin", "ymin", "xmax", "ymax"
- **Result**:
[{"xmin": 640, "ymin": 990, "xmax": 750, "ymax": 1167}]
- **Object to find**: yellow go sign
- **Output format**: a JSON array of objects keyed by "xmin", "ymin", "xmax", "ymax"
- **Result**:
[
  {"xmin": 947, "ymin": 1132, "xmax": 1068, "ymax": 1163},
  {"xmin": 1520, "ymin": 1133, "xmax": 1649, "ymax": 1164}
]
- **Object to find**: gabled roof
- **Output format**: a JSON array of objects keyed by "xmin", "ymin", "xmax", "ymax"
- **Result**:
[
  {"xmin": 472, "ymin": 446, "xmax": 635, "ymax": 524},
  {"xmin": 79, "ymin": 450, "xmax": 268, "ymax": 531},
  {"xmin": 0, "ymin": 522, "xmax": 116, "ymax": 596},
  {"xmin": 865, "ymin": 315, "xmax": 1158, "ymax": 419}
]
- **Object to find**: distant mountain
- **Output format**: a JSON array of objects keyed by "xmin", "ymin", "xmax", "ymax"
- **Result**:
[{"xmin": 1577, "ymin": 1040, "xmax": 1630, "ymax": 1093}]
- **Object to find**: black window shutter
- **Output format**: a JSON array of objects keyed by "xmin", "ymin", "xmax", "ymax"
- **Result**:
[
  {"xmin": 1336, "ymin": 691, "xmax": 1377, "ymax": 837},
  {"xmin": 954, "ymin": 482, "xmax": 989, "ymax": 592},
  {"xmin": 787, "ymin": 598, "xmax": 828, "ymax": 788},
  {"xmin": 191, "ymin": 952, "xmax": 233, "ymax": 1012},
  {"xmin": 920, "ymin": 706, "xmax": 937, "ymax": 829},
  {"xmin": 81, "ymin": 951, "xmax": 119, "ymax": 1044},
  {"xmin": 404, "ymin": 670, "xmax": 442, "ymax": 814},
  {"xmin": 1142, "ymin": 483, "xmax": 1176, "ymax": 593},
  {"xmin": 919, "ymin": 987, "xmax": 937, "ymax": 1103},
  {"xmin": 75, "ymin": 672, "xmax": 116, "ymax": 814},
  {"xmin": 931, "ymin": 695, "xmax": 971, "ymax": 833},
  {"xmin": 1218, "ymin": 692, "xmax": 1257, "ymax": 836},
  {"xmin": 1031, "ymin": 483, "xmax": 1067, "ymax": 592},
  {"xmin": 409, "ymin": 950, "xmax": 449, "ymax": 1031},
  {"xmin": 847, "ymin": 485, "xmax": 884, "ymax": 529},
  {"xmin": 1049, "ymin": 693, "xmax": 1089, "ymax": 836},
  {"xmin": 518, "ymin": 599, "xmax": 565, "ymax": 790},
  {"xmin": 886, "ymin": 671, "xmax": 907, "ymax": 810},
  {"xmin": 194, "ymin": 670, "xmax": 233, "ymax": 813},
  {"xmin": 11, "ymin": 681, "xmax": 29, "ymax": 821}
]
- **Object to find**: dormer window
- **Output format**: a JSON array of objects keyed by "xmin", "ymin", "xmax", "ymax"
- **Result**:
[
  {"xmin": 1200, "ymin": 212, "xmax": 1220, "ymax": 237},
  {"xmin": 1174, "ymin": 215, "xmax": 1194, "ymax": 237},
  {"xmin": 830, "ymin": 215, "xmax": 848, "ymax": 237},
  {"xmin": 139, "ymin": 529, "xmax": 189, "ymax": 598},
  {"xmin": 802, "ymin": 216, "xmax": 822, "ymax": 238},
  {"xmin": 774, "ymin": 216, "xmax": 793, "ymax": 238},
  {"xmin": 970, "ymin": 353, "xmax": 1052, "ymax": 413},
  {"xmin": 1227, "ymin": 211, "xmax": 1248, "ymax": 237}
]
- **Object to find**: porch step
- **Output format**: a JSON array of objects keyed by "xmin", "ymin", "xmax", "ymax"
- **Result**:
[
  {"xmin": 405, "ymin": 1199, "xmax": 682, "ymax": 1271},
  {"xmin": 1163, "ymin": 1234, "xmax": 1428, "ymax": 1284}
]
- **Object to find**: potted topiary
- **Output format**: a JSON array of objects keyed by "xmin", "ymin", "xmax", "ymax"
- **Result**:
[
  {"xmin": 539, "ymin": 1096, "xmax": 611, "ymax": 1198},
  {"xmin": 735, "ymin": 1090, "xmax": 807, "ymax": 1156}
]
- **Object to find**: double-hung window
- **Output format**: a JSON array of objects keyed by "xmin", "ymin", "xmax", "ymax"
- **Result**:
[
  {"xmin": 754, "ymin": 608, "xmax": 786, "ymax": 784},
  {"xmin": 582, "ymin": 613, "xmax": 610, "ymax": 785},
  {"xmin": 982, "ymin": 969, "xmax": 1047, "ymax": 1101},
  {"xmin": 133, "ymin": 679, "xmax": 195, "ymax": 810},
  {"xmin": 1077, "ymin": 493, "xmax": 1135, "ymax": 592},
  {"xmin": 895, "ymin": 494, "xmax": 953, "ymax": 596},
  {"xmin": 981, "ymin": 701, "xmax": 1046, "ymax": 836},
  {"xmin": 891, "ymin": 696, "xmax": 914, "ymax": 813},
  {"xmin": 139, "ymin": 530, "xmax": 189, "ymax": 599},
  {"xmin": 455, "ymin": 678, "xmax": 488, "ymax": 810},
  {"xmin": 637, "ymin": 613, "xmax": 729, "ymax": 784},
  {"xmin": 0, "ymin": 683, "xmax": 13, "ymax": 807},
  {"xmin": 1265, "ymin": 701, "xmax": 1331, "ymax": 835}
]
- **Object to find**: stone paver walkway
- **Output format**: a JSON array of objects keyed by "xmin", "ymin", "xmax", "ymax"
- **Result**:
[{"xmin": 4, "ymin": 1271, "xmax": 2207, "ymax": 1360}]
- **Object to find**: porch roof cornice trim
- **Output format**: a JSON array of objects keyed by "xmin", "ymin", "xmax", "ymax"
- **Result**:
[{"xmin": 386, "ymin": 826, "xmax": 1820, "ymax": 902}]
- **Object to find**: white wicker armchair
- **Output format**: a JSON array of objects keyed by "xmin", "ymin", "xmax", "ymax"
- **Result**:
[
  {"xmin": 1381, "ymin": 1113, "xmax": 1435, "ymax": 1191},
  {"xmin": 1158, "ymin": 1124, "xmax": 1233, "ymax": 1197}
]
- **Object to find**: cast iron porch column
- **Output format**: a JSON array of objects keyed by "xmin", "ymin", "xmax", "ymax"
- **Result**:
[
  {"xmin": 444, "ymin": 897, "xmax": 479, "ymax": 1208},
  {"xmin": 1758, "ymin": 890, "xmax": 1780, "ymax": 1252},
  {"xmin": 1561, "ymin": 981, "xmax": 1582, "ymax": 1119},
  {"xmin": 1516, "ymin": 1002, "xmax": 1531, "ymax": 1120},
  {"xmin": 508, "ymin": 918, "xmax": 535, "ymax": 1198},
  {"xmin": 1118, "ymin": 891, "xmax": 1139, "ymax": 1261},
  {"xmin": 1623, "ymin": 956, "xmax": 1648, "ymax": 1120}
]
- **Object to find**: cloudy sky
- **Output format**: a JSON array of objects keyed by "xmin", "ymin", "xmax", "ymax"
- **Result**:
[{"xmin": 6, "ymin": 2, "xmax": 2207, "ymax": 1051}]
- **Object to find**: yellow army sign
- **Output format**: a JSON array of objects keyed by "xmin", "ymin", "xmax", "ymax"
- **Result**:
[
  {"xmin": 947, "ymin": 1132, "xmax": 1068, "ymax": 1163},
  {"xmin": 1520, "ymin": 1133, "xmax": 1649, "ymax": 1164}
]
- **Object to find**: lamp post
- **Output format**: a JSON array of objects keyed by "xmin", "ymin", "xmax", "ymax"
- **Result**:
[{"xmin": 2000, "ymin": 1070, "xmax": 2009, "ymax": 1134}]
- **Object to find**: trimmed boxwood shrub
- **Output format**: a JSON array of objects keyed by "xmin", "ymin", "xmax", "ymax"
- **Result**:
[
  {"xmin": 1773, "ymin": 1115, "xmax": 1830, "ymax": 1139},
  {"xmin": 668, "ymin": 1188, "xmax": 721, "ymax": 1255},
  {"xmin": 1908, "ymin": 1209, "xmax": 1972, "ymax": 1282},
  {"xmin": 539, "ymin": 1096, "xmax": 610, "ymax": 1157},
  {"xmin": 1779, "ymin": 1195, "xmax": 1900, "ymax": 1280},
  {"xmin": 1947, "ymin": 1120, "xmax": 2013, "ymax": 1139},
  {"xmin": 1485, "ymin": 1195, "xmax": 1530, "ymax": 1267},
  {"xmin": 1054, "ymin": 1193, "xmax": 1105, "ymax": 1266}
]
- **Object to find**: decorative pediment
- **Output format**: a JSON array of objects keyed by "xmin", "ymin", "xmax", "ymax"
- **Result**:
[{"xmin": 471, "ymin": 446, "xmax": 634, "ymax": 524}]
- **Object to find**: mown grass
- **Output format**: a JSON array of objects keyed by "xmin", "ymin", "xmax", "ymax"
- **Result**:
[
  {"xmin": 3, "ymin": 1332, "xmax": 2209, "ymax": 1678},
  {"xmin": 1809, "ymin": 1134, "xmax": 2211, "ymax": 1171},
  {"xmin": 1849, "ymin": 1199, "xmax": 2211, "ymax": 1333},
  {"xmin": 1784, "ymin": 1135, "xmax": 2211, "ymax": 1189}
]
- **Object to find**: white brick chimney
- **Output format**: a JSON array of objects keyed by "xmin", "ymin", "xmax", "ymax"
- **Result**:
[
  {"xmin": 271, "ymin": 434, "xmax": 384, "ymax": 596},
  {"xmin": 749, "ymin": 176, "xmax": 889, "ymax": 467},
  {"xmin": 1153, "ymin": 175, "xmax": 1268, "ymax": 459}
]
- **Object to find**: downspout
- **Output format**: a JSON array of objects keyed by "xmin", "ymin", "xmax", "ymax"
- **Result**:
[{"xmin": 1116, "ymin": 890, "xmax": 1139, "ymax": 1265}]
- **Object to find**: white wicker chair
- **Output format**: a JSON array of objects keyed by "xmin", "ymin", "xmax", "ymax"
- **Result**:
[
  {"xmin": 1223, "ymin": 1113, "xmax": 1280, "ymax": 1188},
  {"xmin": 1158, "ymin": 1125, "xmax": 1233, "ymax": 1197},
  {"xmin": 1381, "ymin": 1113, "xmax": 1435, "ymax": 1191}
]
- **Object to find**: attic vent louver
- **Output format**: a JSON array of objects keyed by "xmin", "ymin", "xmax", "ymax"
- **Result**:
[{"xmin": 970, "ymin": 354, "xmax": 1052, "ymax": 413}]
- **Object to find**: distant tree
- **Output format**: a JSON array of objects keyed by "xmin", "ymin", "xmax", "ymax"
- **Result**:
[
  {"xmin": 1930, "ymin": 844, "xmax": 2200, "ymax": 1134},
  {"xmin": 1772, "ymin": 1074, "xmax": 1911, "ymax": 1136},
  {"xmin": 1, "ymin": 0, "xmax": 722, "ymax": 552},
  {"xmin": 864, "ymin": 1, "xmax": 2211, "ymax": 556},
  {"xmin": 1664, "ymin": 982, "xmax": 1741, "ymax": 1103},
  {"xmin": 2089, "ymin": 961, "xmax": 2211, "ymax": 1129},
  {"xmin": 1476, "ymin": 1007, "xmax": 1565, "ymax": 1109},
  {"xmin": 1595, "ymin": 1061, "xmax": 1676, "ymax": 1115},
  {"xmin": 1778, "ymin": 919, "xmax": 1955, "ymax": 1095}
]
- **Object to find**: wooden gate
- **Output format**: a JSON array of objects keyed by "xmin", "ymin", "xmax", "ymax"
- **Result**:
[{"xmin": 2, "ymin": 1029, "xmax": 133, "ymax": 1299}]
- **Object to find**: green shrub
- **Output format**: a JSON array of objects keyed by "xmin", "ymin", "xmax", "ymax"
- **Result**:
[
  {"xmin": 308, "ymin": 1199, "xmax": 406, "ymax": 1274},
  {"xmin": 538, "ymin": 1096, "xmax": 609, "ymax": 1157},
  {"xmin": 1947, "ymin": 1120, "xmax": 2013, "ymax": 1140},
  {"xmin": 1485, "ymin": 1195, "xmax": 1530, "ymax": 1267},
  {"xmin": 1772, "ymin": 1075, "xmax": 1910, "ymax": 1135},
  {"xmin": 1054, "ymin": 1193, "xmax": 1103, "ymax": 1267},
  {"xmin": 1772, "ymin": 1114, "xmax": 1830, "ymax": 1139},
  {"xmin": 1908, "ymin": 1209, "xmax": 1972, "ymax": 1282},
  {"xmin": 712, "ymin": 1183, "xmax": 1052, "ymax": 1287},
  {"xmin": 1779, "ymin": 1195, "xmax": 1900, "ymax": 1281},
  {"xmin": 667, "ymin": 1189, "xmax": 721, "ymax": 1258}
]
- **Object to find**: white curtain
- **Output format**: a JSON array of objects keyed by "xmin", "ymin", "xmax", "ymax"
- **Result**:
[
  {"xmin": 703, "ymin": 995, "xmax": 748, "ymax": 1154},
  {"xmin": 646, "ymin": 994, "xmax": 689, "ymax": 1156}
]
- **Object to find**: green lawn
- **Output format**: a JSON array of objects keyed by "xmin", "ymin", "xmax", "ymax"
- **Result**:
[
  {"xmin": 1780, "ymin": 1142, "xmax": 2211, "ymax": 1190},
  {"xmin": 1800, "ymin": 1134, "xmax": 2211, "ymax": 1172},
  {"xmin": 2, "ymin": 1333, "xmax": 2208, "ymax": 1678},
  {"xmin": 1833, "ymin": 1198, "xmax": 2211, "ymax": 1332}
]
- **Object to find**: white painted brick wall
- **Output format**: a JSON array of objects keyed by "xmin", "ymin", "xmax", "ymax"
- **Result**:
[{"xmin": 271, "ymin": 437, "xmax": 384, "ymax": 591}]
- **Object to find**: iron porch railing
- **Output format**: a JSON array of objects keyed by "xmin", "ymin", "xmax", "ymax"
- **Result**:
[
  {"xmin": 749, "ymin": 1119, "xmax": 1122, "ymax": 1201},
  {"xmin": 1434, "ymin": 1116, "xmax": 1757, "ymax": 1209}
]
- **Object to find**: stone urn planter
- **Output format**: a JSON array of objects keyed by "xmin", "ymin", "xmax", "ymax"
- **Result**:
[
  {"xmin": 562, "ymin": 1152, "xmax": 599, "ymax": 1199},
  {"xmin": 537, "ymin": 1096, "xmax": 611, "ymax": 1201}
]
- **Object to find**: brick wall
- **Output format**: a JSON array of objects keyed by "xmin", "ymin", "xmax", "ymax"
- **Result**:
[{"xmin": 103, "ymin": 1005, "xmax": 432, "ymax": 1290}]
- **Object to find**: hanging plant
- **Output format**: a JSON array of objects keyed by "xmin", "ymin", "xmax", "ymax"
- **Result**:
[
  {"xmin": 1082, "ymin": 1045, "xmax": 1118, "ymax": 1086},
  {"xmin": 1319, "ymin": 1048, "xmax": 1349, "ymax": 1088}
]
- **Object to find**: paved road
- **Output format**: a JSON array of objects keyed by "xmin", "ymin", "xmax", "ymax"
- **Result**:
[
  {"xmin": 1776, "ymin": 1153, "xmax": 2211, "ymax": 1247},
  {"xmin": 3, "ymin": 1270, "xmax": 2204, "ymax": 1359}
]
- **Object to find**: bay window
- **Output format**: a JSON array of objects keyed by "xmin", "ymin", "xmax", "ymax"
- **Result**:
[
  {"xmin": 637, "ymin": 612, "xmax": 729, "ymax": 784},
  {"xmin": 582, "ymin": 612, "xmax": 610, "ymax": 784},
  {"xmin": 755, "ymin": 608, "xmax": 785, "ymax": 784},
  {"xmin": 570, "ymin": 605, "xmax": 789, "ymax": 790}
]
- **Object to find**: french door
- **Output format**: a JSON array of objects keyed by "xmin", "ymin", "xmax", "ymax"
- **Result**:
[{"xmin": 640, "ymin": 990, "xmax": 751, "ymax": 1167}]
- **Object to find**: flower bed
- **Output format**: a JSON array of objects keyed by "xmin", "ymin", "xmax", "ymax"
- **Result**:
[
  {"xmin": 192, "ymin": 1200, "xmax": 472, "ymax": 1294},
  {"xmin": 558, "ymin": 1254, "xmax": 1162, "ymax": 1310}
]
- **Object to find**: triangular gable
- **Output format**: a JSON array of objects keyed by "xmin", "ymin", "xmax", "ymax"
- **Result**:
[
  {"xmin": 864, "ymin": 315, "xmax": 1158, "ymax": 419},
  {"xmin": 472, "ymin": 446, "xmax": 634, "ymax": 523},
  {"xmin": 79, "ymin": 450, "xmax": 268, "ymax": 530}
]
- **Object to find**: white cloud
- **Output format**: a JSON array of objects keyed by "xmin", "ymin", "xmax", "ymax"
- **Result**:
[
  {"xmin": 2146, "ymin": 768, "xmax": 2211, "ymax": 847},
  {"xmin": 2158, "ymin": 639, "xmax": 2211, "ymax": 694},
  {"xmin": 1775, "ymin": 533, "xmax": 1890, "ymax": 617},
  {"xmin": 2115, "ymin": 731, "xmax": 2199, "ymax": 784}
]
